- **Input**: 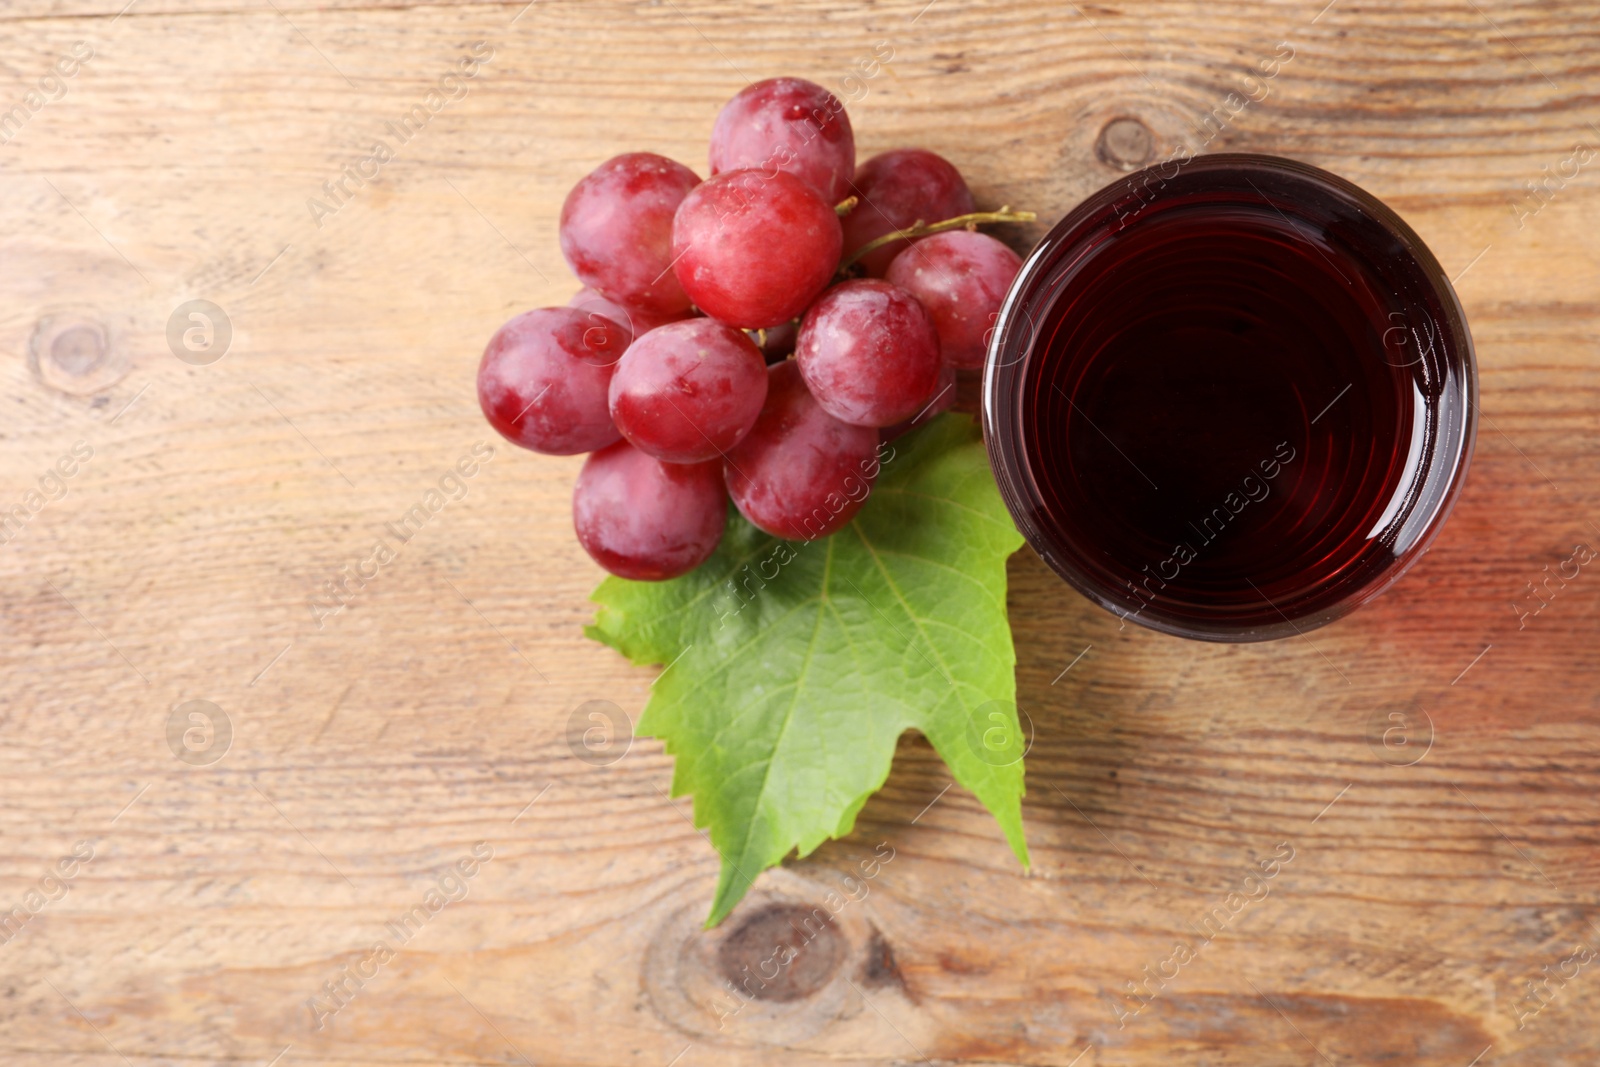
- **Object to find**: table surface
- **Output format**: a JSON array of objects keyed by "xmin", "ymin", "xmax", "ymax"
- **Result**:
[{"xmin": 2, "ymin": 1, "xmax": 1598, "ymax": 1064}]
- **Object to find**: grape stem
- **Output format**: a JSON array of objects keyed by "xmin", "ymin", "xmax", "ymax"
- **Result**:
[
  {"xmin": 837, "ymin": 207, "xmax": 1037, "ymax": 273},
  {"xmin": 834, "ymin": 195, "xmax": 860, "ymax": 216}
]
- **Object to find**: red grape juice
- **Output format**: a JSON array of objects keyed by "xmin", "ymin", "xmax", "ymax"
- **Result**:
[{"xmin": 984, "ymin": 155, "xmax": 1476, "ymax": 640}]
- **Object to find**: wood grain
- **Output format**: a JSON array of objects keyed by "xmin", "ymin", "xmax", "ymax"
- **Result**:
[{"xmin": 0, "ymin": 0, "xmax": 1597, "ymax": 1063}]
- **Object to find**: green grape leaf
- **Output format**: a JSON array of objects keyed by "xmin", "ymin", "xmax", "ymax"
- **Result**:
[{"xmin": 586, "ymin": 413, "xmax": 1029, "ymax": 926}]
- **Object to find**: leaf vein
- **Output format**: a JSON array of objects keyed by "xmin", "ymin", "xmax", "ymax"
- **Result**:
[{"xmin": 726, "ymin": 536, "xmax": 837, "ymax": 877}]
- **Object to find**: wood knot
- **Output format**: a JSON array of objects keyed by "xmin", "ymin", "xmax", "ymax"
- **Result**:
[
  {"xmin": 1096, "ymin": 116, "xmax": 1154, "ymax": 171},
  {"xmin": 29, "ymin": 311, "xmax": 127, "ymax": 396},
  {"xmin": 51, "ymin": 325, "xmax": 106, "ymax": 376},
  {"xmin": 716, "ymin": 902, "xmax": 845, "ymax": 1002},
  {"xmin": 640, "ymin": 866, "xmax": 912, "ymax": 1046}
]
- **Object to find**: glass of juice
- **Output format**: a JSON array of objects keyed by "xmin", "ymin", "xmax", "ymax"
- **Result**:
[{"xmin": 983, "ymin": 153, "xmax": 1477, "ymax": 641}]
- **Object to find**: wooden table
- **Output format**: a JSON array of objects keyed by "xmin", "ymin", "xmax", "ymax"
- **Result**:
[{"xmin": 2, "ymin": 1, "xmax": 1597, "ymax": 1063}]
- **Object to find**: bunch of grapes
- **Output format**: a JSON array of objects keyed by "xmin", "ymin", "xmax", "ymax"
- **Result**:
[{"xmin": 476, "ymin": 76, "xmax": 1027, "ymax": 581}]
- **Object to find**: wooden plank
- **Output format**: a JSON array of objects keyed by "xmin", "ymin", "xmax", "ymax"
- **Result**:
[{"xmin": 0, "ymin": 1, "xmax": 1596, "ymax": 1064}]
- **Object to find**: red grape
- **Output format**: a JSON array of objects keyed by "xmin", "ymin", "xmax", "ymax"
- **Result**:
[
  {"xmin": 570, "ymin": 286, "xmax": 691, "ymax": 337},
  {"xmin": 709, "ymin": 77, "xmax": 855, "ymax": 204},
  {"xmin": 560, "ymin": 153, "xmax": 700, "ymax": 315},
  {"xmin": 477, "ymin": 307, "xmax": 628, "ymax": 455},
  {"xmin": 926, "ymin": 362, "xmax": 958, "ymax": 417},
  {"xmin": 842, "ymin": 149, "xmax": 975, "ymax": 276},
  {"xmin": 795, "ymin": 279, "xmax": 942, "ymax": 427},
  {"xmin": 886, "ymin": 229, "xmax": 1023, "ymax": 370},
  {"xmin": 573, "ymin": 440, "xmax": 727, "ymax": 580},
  {"xmin": 671, "ymin": 168, "xmax": 842, "ymax": 328},
  {"xmin": 724, "ymin": 361, "xmax": 880, "ymax": 540},
  {"xmin": 609, "ymin": 319, "xmax": 768, "ymax": 463},
  {"xmin": 880, "ymin": 362, "xmax": 956, "ymax": 441}
]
